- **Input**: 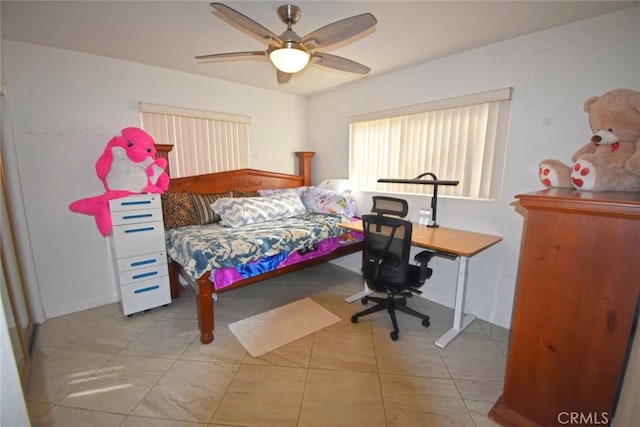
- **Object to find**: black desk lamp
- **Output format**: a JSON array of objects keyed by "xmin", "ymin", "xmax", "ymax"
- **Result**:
[{"xmin": 377, "ymin": 173, "xmax": 459, "ymax": 227}]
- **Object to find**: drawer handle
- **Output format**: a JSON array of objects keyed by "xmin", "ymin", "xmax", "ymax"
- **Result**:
[
  {"xmin": 130, "ymin": 259, "xmax": 157, "ymax": 267},
  {"xmin": 134, "ymin": 285, "xmax": 160, "ymax": 294},
  {"xmin": 123, "ymin": 213, "xmax": 153, "ymax": 220},
  {"xmin": 132, "ymin": 271, "xmax": 158, "ymax": 280},
  {"xmin": 125, "ymin": 226, "xmax": 155, "ymax": 233},
  {"xmin": 121, "ymin": 200, "xmax": 152, "ymax": 206}
]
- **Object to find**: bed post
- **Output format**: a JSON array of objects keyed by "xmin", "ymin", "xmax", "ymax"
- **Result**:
[
  {"xmin": 197, "ymin": 276, "xmax": 215, "ymax": 344},
  {"xmin": 155, "ymin": 144, "xmax": 174, "ymax": 177},
  {"xmin": 168, "ymin": 261, "xmax": 181, "ymax": 299},
  {"xmin": 295, "ymin": 151, "xmax": 315, "ymax": 186}
]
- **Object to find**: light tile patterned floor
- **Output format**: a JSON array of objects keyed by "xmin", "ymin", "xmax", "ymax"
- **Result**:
[{"xmin": 26, "ymin": 263, "xmax": 509, "ymax": 426}]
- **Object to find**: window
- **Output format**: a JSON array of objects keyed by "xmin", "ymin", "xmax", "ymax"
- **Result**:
[
  {"xmin": 140, "ymin": 103, "xmax": 250, "ymax": 178},
  {"xmin": 349, "ymin": 88, "xmax": 511, "ymax": 200}
]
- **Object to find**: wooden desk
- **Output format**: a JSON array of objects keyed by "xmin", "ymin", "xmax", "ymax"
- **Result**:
[{"xmin": 340, "ymin": 220, "xmax": 502, "ymax": 348}]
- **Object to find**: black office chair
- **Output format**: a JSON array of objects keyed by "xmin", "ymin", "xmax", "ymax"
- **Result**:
[{"xmin": 350, "ymin": 197, "xmax": 437, "ymax": 340}]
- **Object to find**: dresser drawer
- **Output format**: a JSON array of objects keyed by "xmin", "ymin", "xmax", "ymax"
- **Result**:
[
  {"xmin": 119, "ymin": 276, "xmax": 171, "ymax": 316},
  {"xmin": 110, "ymin": 194, "xmax": 161, "ymax": 212},
  {"xmin": 111, "ymin": 208, "xmax": 163, "ymax": 226},
  {"xmin": 112, "ymin": 222, "xmax": 165, "ymax": 258},
  {"xmin": 117, "ymin": 251, "xmax": 167, "ymax": 273},
  {"xmin": 118, "ymin": 263, "xmax": 168, "ymax": 286}
]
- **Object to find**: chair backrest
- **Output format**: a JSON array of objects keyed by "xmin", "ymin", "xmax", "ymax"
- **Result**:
[
  {"xmin": 361, "ymin": 213, "xmax": 413, "ymax": 291},
  {"xmin": 371, "ymin": 196, "xmax": 408, "ymax": 218}
]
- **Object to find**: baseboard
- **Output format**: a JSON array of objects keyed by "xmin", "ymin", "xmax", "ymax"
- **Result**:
[{"xmin": 44, "ymin": 295, "xmax": 119, "ymax": 319}]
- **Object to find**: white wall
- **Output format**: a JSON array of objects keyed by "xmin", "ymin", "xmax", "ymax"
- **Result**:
[
  {"xmin": 308, "ymin": 8, "xmax": 640, "ymax": 328},
  {"xmin": 2, "ymin": 41, "xmax": 307, "ymax": 318}
]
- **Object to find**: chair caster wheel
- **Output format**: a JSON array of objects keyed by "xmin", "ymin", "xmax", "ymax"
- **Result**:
[
  {"xmin": 361, "ymin": 297, "xmax": 368, "ymax": 305},
  {"xmin": 351, "ymin": 315, "xmax": 358, "ymax": 323},
  {"xmin": 390, "ymin": 331, "xmax": 399, "ymax": 341},
  {"xmin": 422, "ymin": 319, "xmax": 430, "ymax": 328}
]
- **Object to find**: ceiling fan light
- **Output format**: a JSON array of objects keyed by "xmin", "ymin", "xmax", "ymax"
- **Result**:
[{"xmin": 269, "ymin": 45, "xmax": 310, "ymax": 74}]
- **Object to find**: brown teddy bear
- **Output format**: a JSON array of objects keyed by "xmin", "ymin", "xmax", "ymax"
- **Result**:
[{"xmin": 539, "ymin": 88, "xmax": 640, "ymax": 192}]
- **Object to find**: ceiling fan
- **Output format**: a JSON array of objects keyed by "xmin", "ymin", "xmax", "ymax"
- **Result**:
[{"xmin": 196, "ymin": 3, "xmax": 377, "ymax": 84}]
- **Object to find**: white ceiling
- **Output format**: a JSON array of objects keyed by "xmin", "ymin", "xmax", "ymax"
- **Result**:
[{"xmin": 2, "ymin": 1, "xmax": 638, "ymax": 96}]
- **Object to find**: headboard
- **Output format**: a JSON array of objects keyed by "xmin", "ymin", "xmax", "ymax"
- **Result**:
[{"xmin": 154, "ymin": 146, "xmax": 315, "ymax": 194}]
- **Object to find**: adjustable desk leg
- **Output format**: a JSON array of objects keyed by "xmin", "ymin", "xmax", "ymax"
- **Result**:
[
  {"xmin": 345, "ymin": 281, "xmax": 373, "ymax": 303},
  {"xmin": 435, "ymin": 256, "xmax": 477, "ymax": 348}
]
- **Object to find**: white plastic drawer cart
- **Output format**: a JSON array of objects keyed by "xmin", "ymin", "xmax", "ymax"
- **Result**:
[{"xmin": 109, "ymin": 194, "xmax": 171, "ymax": 316}]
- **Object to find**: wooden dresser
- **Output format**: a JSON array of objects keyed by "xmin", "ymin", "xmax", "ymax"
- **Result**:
[{"xmin": 489, "ymin": 189, "xmax": 640, "ymax": 427}]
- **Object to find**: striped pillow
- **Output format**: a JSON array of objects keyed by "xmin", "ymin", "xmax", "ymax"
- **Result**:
[
  {"xmin": 189, "ymin": 191, "xmax": 234, "ymax": 225},
  {"xmin": 211, "ymin": 192, "xmax": 307, "ymax": 227}
]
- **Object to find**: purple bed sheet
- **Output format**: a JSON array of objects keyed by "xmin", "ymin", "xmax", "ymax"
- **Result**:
[{"xmin": 211, "ymin": 231, "xmax": 363, "ymax": 291}]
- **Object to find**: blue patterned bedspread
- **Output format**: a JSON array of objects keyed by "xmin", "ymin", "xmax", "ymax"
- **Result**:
[{"xmin": 166, "ymin": 213, "xmax": 350, "ymax": 280}]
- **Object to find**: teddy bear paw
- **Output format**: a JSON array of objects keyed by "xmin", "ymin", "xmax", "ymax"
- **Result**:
[
  {"xmin": 539, "ymin": 165, "xmax": 554, "ymax": 188},
  {"xmin": 538, "ymin": 162, "xmax": 571, "ymax": 188},
  {"xmin": 571, "ymin": 159, "xmax": 596, "ymax": 190}
]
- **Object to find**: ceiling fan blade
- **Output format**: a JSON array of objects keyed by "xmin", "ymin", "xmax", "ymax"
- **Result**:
[
  {"xmin": 195, "ymin": 51, "xmax": 266, "ymax": 60},
  {"xmin": 301, "ymin": 13, "xmax": 377, "ymax": 50},
  {"xmin": 276, "ymin": 70, "xmax": 293, "ymax": 84},
  {"xmin": 312, "ymin": 52, "xmax": 371, "ymax": 74},
  {"xmin": 210, "ymin": 3, "xmax": 283, "ymax": 46}
]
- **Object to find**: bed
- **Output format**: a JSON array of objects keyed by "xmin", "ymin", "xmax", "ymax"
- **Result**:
[{"xmin": 158, "ymin": 150, "xmax": 363, "ymax": 344}]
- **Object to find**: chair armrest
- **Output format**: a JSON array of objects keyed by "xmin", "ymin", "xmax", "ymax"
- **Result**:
[
  {"xmin": 412, "ymin": 250, "xmax": 436, "ymax": 282},
  {"xmin": 414, "ymin": 250, "xmax": 437, "ymax": 265},
  {"xmin": 412, "ymin": 250, "xmax": 457, "ymax": 285}
]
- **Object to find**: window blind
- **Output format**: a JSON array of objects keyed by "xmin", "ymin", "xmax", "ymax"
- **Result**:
[
  {"xmin": 139, "ymin": 103, "xmax": 250, "ymax": 178},
  {"xmin": 349, "ymin": 88, "xmax": 511, "ymax": 200}
]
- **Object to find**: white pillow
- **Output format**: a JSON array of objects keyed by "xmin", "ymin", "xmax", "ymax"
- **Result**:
[
  {"xmin": 257, "ymin": 187, "xmax": 308, "ymax": 198},
  {"xmin": 210, "ymin": 192, "xmax": 307, "ymax": 227},
  {"xmin": 317, "ymin": 179, "xmax": 351, "ymax": 193}
]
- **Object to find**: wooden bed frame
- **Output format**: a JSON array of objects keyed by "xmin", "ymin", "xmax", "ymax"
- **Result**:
[{"xmin": 157, "ymin": 149, "xmax": 363, "ymax": 344}]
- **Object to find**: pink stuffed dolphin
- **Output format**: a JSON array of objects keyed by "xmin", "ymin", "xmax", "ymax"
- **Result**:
[{"xmin": 69, "ymin": 127, "xmax": 169, "ymax": 236}]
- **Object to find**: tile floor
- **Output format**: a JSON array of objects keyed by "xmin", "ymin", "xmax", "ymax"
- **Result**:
[{"xmin": 26, "ymin": 263, "xmax": 509, "ymax": 426}]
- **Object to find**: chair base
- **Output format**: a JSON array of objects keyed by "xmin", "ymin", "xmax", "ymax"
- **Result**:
[{"xmin": 350, "ymin": 294, "xmax": 430, "ymax": 341}]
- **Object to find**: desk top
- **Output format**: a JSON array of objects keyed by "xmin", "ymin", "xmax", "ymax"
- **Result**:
[
  {"xmin": 517, "ymin": 189, "xmax": 640, "ymax": 219},
  {"xmin": 340, "ymin": 220, "xmax": 502, "ymax": 257}
]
